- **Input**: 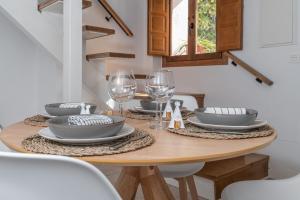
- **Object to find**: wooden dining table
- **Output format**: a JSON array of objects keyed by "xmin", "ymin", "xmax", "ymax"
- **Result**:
[{"xmin": 0, "ymin": 118, "xmax": 276, "ymax": 200}]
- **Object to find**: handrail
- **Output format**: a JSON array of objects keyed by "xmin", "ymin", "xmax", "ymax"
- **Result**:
[
  {"xmin": 98, "ymin": 0, "xmax": 134, "ymax": 37},
  {"xmin": 224, "ymin": 51, "xmax": 274, "ymax": 86}
]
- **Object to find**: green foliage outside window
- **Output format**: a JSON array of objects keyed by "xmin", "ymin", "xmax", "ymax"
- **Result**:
[{"xmin": 197, "ymin": 0, "xmax": 216, "ymax": 53}]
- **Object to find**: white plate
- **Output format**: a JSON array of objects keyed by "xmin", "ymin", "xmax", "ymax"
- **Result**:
[
  {"xmin": 187, "ymin": 116, "xmax": 268, "ymax": 131},
  {"xmin": 40, "ymin": 113, "xmax": 56, "ymax": 118},
  {"xmin": 39, "ymin": 124, "xmax": 135, "ymax": 145}
]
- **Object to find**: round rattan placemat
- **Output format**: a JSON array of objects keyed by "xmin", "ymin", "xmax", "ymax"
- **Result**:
[
  {"xmin": 24, "ymin": 115, "xmax": 49, "ymax": 127},
  {"xmin": 168, "ymin": 123, "xmax": 275, "ymax": 140},
  {"xmin": 22, "ymin": 129, "xmax": 154, "ymax": 157},
  {"xmin": 125, "ymin": 111, "xmax": 154, "ymax": 120}
]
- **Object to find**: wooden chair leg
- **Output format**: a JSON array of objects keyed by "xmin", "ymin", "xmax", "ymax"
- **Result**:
[
  {"xmin": 176, "ymin": 178, "xmax": 188, "ymax": 200},
  {"xmin": 186, "ymin": 176, "xmax": 198, "ymax": 200}
]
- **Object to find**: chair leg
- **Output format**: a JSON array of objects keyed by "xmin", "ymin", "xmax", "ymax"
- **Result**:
[
  {"xmin": 176, "ymin": 178, "xmax": 188, "ymax": 200},
  {"xmin": 186, "ymin": 176, "xmax": 198, "ymax": 200}
]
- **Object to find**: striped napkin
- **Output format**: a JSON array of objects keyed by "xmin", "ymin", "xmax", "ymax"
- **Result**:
[
  {"xmin": 204, "ymin": 107, "xmax": 247, "ymax": 115},
  {"xmin": 68, "ymin": 115, "xmax": 113, "ymax": 126}
]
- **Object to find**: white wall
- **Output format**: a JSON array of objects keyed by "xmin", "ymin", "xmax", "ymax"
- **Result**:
[
  {"xmin": 0, "ymin": 11, "xmax": 62, "ymax": 127},
  {"xmin": 0, "ymin": 0, "xmax": 63, "ymax": 62},
  {"xmin": 35, "ymin": 47, "xmax": 63, "ymax": 114}
]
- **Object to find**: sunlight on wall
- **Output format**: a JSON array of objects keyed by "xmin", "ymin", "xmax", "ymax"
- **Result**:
[{"xmin": 171, "ymin": 0, "xmax": 188, "ymax": 55}]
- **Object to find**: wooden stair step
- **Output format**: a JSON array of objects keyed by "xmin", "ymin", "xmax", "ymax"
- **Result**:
[
  {"xmin": 83, "ymin": 25, "xmax": 115, "ymax": 40},
  {"xmin": 86, "ymin": 52, "xmax": 135, "ymax": 61},
  {"xmin": 38, "ymin": 0, "xmax": 92, "ymax": 13},
  {"xmin": 105, "ymin": 74, "xmax": 147, "ymax": 81}
]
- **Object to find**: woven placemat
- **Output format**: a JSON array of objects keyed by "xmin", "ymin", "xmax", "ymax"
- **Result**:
[
  {"xmin": 126, "ymin": 110, "xmax": 194, "ymax": 121},
  {"xmin": 125, "ymin": 111, "xmax": 155, "ymax": 120},
  {"xmin": 24, "ymin": 115, "xmax": 49, "ymax": 127},
  {"xmin": 22, "ymin": 129, "xmax": 154, "ymax": 157},
  {"xmin": 168, "ymin": 123, "xmax": 275, "ymax": 140}
]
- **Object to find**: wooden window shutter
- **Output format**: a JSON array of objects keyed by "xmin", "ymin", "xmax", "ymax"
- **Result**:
[
  {"xmin": 216, "ymin": 0, "xmax": 243, "ymax": 52},
  {"xmin": 147, "ymin": 0, "xmax": 170, "ymax": 56}
]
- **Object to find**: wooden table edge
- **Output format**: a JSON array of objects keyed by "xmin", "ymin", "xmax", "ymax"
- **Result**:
[{"xmin": 0, "ymin": 124, "xmax": 277, "ymax": 166}]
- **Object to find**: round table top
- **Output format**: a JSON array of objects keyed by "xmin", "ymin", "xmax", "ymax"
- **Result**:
[{"xmin": 0, "ymin": 119, "xmax": 277, "ymax": 166}]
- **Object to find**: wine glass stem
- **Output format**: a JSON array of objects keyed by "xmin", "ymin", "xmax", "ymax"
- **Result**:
[
  {"xmin": 119, "ymin": 103, "xmax": 123, "ymax": 116},
  {"xmin": 159, "ymin": 102, "xmax": 163, "ymax": 128},
  {"xmin": 155, "ymin": 102, "xmax": 159, "ymax": 123}
]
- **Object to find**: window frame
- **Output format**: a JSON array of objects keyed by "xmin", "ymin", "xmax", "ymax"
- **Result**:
[{"xmin": 162, "ymin": 0, "xmax": 228, "ymax": 68}]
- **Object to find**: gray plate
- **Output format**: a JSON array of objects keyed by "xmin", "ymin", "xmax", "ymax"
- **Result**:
[
  {"xmin": 194, "ymin": 108, "xmax": 258, "ymax": 126},
  {"xmin": 140, "ymin": 99, "xmax": 183, "ymax": 111},
  {"xmin": 187, "ymin": 116, "xmax": 267, "ymax": 131},
  {"xmin": 45, "ymin": 103, "xmax": 97, "ymax": 116},
  {"xmin": 47, "ymin": 115, "xmax": 125, "ymax": 139},
  {"xmin": 39, "ymin": 124, "xmax": 135, "ymax": 145}
]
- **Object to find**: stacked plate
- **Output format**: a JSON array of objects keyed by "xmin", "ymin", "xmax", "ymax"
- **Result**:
[
  {"xmin": 187, "ymin": 108, "xmax": 267, "ymax": 134},
  {"xmin": 39, "ymin": 114, "xmax": 135, "ymax": 145},
  {"xmin": 131, "ymin": 99, "xmax": 184, "ymax": 114},
  {"xmin": 44, "ymin": 102, "xmax": 97, "ymax": 117}
]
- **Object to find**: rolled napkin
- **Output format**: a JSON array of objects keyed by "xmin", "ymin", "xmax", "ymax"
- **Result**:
[
  {"xmin": 204, "ymin": 107, "xmax": 247, "ymax": 115},
  {"xmin": 68, "ymin": 115, "xmax": 113, "ymax": 126},
  {"xmin": 59, "ymin": 103, "xmax": 81, "ymax": 109}
]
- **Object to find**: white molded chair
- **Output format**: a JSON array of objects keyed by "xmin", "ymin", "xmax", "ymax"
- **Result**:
[
  {"xmin": 0, "ymin": 152, "xmax": 121, "ymax": 200},
  {"xmin": 112, "ymin": 94, "xmax": 204, "ymax": 199},
  {"xmin": 159, "ymin": 95, "xmax": 204, "ymax": 200},
  {"xmin": 222, "ymin": 174, "xmax": 300, "ymax": 200}
]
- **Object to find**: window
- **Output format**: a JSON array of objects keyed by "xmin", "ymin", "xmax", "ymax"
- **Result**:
[
  {"xmin": 148, "ymin": 0, "xmax": 243, "ymax": 67},
  {"xmin": 171, "ymin": 0, "xmax": 216, "ymax": 56}
]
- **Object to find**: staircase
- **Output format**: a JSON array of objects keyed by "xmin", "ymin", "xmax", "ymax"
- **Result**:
[
  {"xmin": 0, "ymin": 0, "xmax": 137, "ymax": 105},
  {"xmin": 38, "ymin": 0, "xmax": 136, "ymax": 61}
]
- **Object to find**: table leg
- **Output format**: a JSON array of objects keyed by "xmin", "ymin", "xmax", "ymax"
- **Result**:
[
  {"xmin": 115, "ymin": 166, "xmax": 175, "ymax": 200},
  {"xmin": 115, "ymin": 167, "xmax": 140, "ymax": 200}
]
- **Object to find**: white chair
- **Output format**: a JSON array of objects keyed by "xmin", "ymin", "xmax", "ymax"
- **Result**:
[
  {"xmin": 222, "ymin": 174, "xmax": 300, "ymax": 200},
  {"xmin": 112, "ymin": 94, "xmax": 204, "ymax": 199},
  {"xmin": 0, "ymin": 152, "xmax": 121, "ymax": 200},
  {"xmin": 159, "ymin": 95, "xmax": 204, "ymax": 200},
  {"xmin": 172, "ymin": 94, "xmax": 199, "ymax": 111}
]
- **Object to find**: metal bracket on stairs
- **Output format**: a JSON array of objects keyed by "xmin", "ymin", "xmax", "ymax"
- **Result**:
[{"xmin": 98, "ymin": 0, "xmax": 134, "ymax": 37}]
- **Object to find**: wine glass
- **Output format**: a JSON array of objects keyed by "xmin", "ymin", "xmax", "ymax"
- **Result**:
[
  {"xmin": 145, "ymin": 70, "xmax": 175, "ymax": 129},
  {"xmin": 108, "ymin": 71, "xmax": 137, "ymax": 116}
]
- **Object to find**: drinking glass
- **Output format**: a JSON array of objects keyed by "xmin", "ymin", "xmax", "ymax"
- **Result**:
[
  {"xmin": 145, "ymin": 70, "xmax": 175, "ymax": 129},
  {"xmin": 108, "ymin": 71, "xmax": 137, "ymax": 116}
]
